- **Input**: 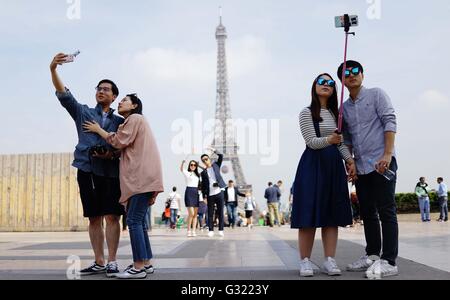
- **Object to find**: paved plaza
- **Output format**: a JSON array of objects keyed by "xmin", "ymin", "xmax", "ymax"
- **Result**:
[{"xmin": 0, "ymin": 214, "xmax": 449, "ymax": 280}]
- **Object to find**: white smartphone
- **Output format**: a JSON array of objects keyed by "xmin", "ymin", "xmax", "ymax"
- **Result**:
[
  {"xmin": 63, "ymin": 50, "xmax": 81, "ymax": 63},
  {"xmin": 335, "ymin": 15, "xmax": 358, "ymax": 28}
]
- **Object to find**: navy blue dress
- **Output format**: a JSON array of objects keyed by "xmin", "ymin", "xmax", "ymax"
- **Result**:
[
  {"xmin": 291, "ymin": 117, "xmax": 352, "ymax": 229},
  {"xmin": 184, "ymin": 187, "xmax": 200, "ymax": 208}
]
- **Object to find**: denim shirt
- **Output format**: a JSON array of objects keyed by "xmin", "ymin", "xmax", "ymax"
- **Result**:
[
  {"xmin": 56, "ymin": 89, "xmax": 124, "ymax": 178},
  {"xmin": 343, "ymin": 87, "xmax": 397, "ymax": 175}
]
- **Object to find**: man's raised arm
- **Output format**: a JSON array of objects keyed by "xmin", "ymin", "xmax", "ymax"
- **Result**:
[{"xmin": 50, "ymin": 53, "xmax": 67, "ymax": 93}]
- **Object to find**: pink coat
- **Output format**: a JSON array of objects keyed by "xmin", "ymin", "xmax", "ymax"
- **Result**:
[{"xmin": 107, "ymin": 114, "xmax": 164, "ymax": 205}]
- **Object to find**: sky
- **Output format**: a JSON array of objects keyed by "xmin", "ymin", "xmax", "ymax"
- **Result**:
[{"xmin": 1, "ymin": 0, "xmax": 450, "ymax": 214}]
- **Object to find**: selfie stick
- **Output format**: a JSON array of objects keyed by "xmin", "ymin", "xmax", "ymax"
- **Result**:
[{"xmin": 337, "ymin": 14, "xmax": 356, "ymax": 134}]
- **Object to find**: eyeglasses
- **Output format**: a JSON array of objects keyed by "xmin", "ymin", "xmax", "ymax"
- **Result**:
[
  {"xmin": 190, "ymin": 164, "xmax": 197, "ymax": 167},
  {"xmin": 345, "ymin": 67, "xmax": 361, "ymax": 78},
  {"xmin": 96, "ymin": 87, "xmax": 112, "ymax": 93},
  {"xmin": 317, "ymin": 78, "xmax": 336, "ymax": 87}
]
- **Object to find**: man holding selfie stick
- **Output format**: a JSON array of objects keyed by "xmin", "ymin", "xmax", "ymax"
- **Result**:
[
  {"xmin": 334, "ymin": 15, "xmax": 399, "ymax": 278},
  {"xmin": 200, "ymin": 147, "xmax": 227, "ymax": 238},
  {"xmin": 50, "ymin": 53, "xmax": 124, "ymax": 277}
]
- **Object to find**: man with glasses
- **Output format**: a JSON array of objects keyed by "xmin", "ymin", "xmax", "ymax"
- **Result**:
[
  {"xmin": 50, "ymin": 53, "xmax": 124, "ymax": 277},
  {"xmin": 338, "ymin": 60, "xmax": 399, "ymax": 279},
  {"xmin": 200, "ymin": 148, "xmax": 227, "ymax": 237}
]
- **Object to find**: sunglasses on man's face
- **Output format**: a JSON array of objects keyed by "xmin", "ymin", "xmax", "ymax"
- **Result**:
[
  {"xmin": 95, "ymin": 86, "xmax": 112, "ymax": 93},
  {"xmin": 202, "ymin": 158, "xmax": 209, "ymax": 163},
  {"xmin": 317, "ymin": 78, "xmax": 336, "ymax": 87},
  {"xmin": 345, "ymin": 67, "xmax": 361, "ymax": 78}
]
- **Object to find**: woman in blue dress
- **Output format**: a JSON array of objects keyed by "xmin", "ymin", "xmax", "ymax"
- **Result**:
[{"xmin": 291, "ymin": 73, "xmax": 356, "ymax": 277}]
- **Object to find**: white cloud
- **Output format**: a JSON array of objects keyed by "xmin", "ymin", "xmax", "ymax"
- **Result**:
[
  {"xmin": 418, "ymin": 90, "xmax": 450, "ymax": 110},
  {"xmin": 124, "ymin": 35, "xmax": 270, "ymax": 86},
  {"xmin": 228, "ymin": 35, "xmax": 270, "ymax": 77},
  {"xmin": 130, "ymin": 48, "xmax": 215, "ymax": 83}
]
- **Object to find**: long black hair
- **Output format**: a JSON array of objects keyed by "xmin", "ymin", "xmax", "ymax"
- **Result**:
[
  {"xmin": 187, "ymin": 160, "xmax": 201, "ymax": 178},
  {"xmin": 126, "ymin": 94, "xmax": 143, "ymax": 116},
  {"xmin": 310, "ymin": 73, "xmax": 339, "ymax": 123}
]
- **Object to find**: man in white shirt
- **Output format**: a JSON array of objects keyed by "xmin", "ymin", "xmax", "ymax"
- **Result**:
[
  {"xmin": 224, "ymin": 180, "xmax": 246, "ymax": 229},
  {"xmin": 436, "ymin": 177, "xmax": 448, "ymax": 222},
  {"xmin": 168, "ymin": 187, "xmax": 182, "ymax": 229}
]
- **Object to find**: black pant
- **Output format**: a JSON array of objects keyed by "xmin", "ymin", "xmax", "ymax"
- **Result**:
[
  {"xmin": 355, "ymin": 157, "xmax": 398, "ymax": 265},
  {"xmin": 77, "ymin": 170, "xmax": 123, "ymax": 218},
  {"xmin": 207, "ymin": 192, "xmax": 225, "ymax": 231},
  {"xmin": 438, "ymin": 197, "xmax": 448, "ymax": 221},
  {"xmin": 122, "ymin": 213, "xmax": 127, "ymax": 230}
]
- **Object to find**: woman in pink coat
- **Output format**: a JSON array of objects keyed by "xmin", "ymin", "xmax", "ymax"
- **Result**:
[{"xmin": 84, "ymin": 93, "xmax": 164, "ymax": 279}]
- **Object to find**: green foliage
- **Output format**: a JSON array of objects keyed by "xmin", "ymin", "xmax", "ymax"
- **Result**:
[{"xmin": 395, "ymin": 192, "xmax": 449, "ymax": 213}]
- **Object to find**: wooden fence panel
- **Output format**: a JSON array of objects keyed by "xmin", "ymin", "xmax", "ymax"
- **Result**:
[{"xmin": 0, "ymin": 153, "xmax": 88, "ymax": 232}]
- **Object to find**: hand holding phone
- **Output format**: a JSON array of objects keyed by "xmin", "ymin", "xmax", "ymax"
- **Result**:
[{"xmin": 63, "ymin": 50, "xmax": 81, "ymax": 64}]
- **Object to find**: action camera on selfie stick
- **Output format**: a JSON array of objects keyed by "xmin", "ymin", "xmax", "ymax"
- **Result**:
[{"xmin": 335, "ymin": 14, "xmax": 358, "ymax": 134}]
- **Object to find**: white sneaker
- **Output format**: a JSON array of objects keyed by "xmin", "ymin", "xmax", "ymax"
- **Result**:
[
  {"xmin": 299, "ymin": 258, "xmax": 314, "ymax": 277},
  {"xmin": 309, "ymin": 261, "xmax": 321, "ymax": 274},
  {"xmin": 144, "ymin": 265, "xmax": 155, "ymax": 274},
  {"xmin": 365, "ymin": 259, "xmax": 398, "ymax": 279},
  {"xmin": 208, "ymin": 231, "xmax": 215, "ymax": 238},
  {"xmin": 347, "ymin": 255, "xmax": 376, "ymax": 272},
  {"xmin": 124, "ymin": 264, "xmax": 154, "ymax": 274},
  {"xmin": 219, "ymin": 231, "xmax": 225, "ymax": 237},
  {"xmin": 187, "ymin": 231, "xmax": 192, "ymax": 237},
  {"xmin": 321, "ymin": 257, "xmax": 342, "ymax": 276},
  {"xmin": 192, "ymin": 231, "xmax": 197, "ymax": 237},
  {"xmin": 116, "ymin": 267, "xmax": 147, "ymax": 279}
]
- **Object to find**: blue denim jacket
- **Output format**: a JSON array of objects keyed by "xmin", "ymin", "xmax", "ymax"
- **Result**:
[{"xmin": 56, "ymin": 89, "xmax": 124, "ymax": 178}]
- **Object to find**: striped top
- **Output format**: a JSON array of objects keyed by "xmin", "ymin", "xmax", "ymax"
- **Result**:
[{"xmin": 299, "ymin": 107, "xmax": 352, "ymax": 162}]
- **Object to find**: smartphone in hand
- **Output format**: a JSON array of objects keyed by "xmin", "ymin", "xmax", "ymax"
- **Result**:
[{"xmin": 63, "ymin": 50, "xmax": 81, "ymax": 63}]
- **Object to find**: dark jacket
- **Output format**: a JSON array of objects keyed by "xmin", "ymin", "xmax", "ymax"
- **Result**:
[
  {"xmin": 264, "ymin": 186, "xmax": 280, "ymax": 203},
  {"xmin": 273, "ymin": 185, "xmax": 282, "ymax": 201},
  {"xmin": 56, "ymin": 89, "xmax": 124, "ymax": 177},
  {"xmin": 224, "ymin": 187, "xmax": 246, "ymax": 205},
  {"xmin": 201, "ymin": 153, "xmax": 226, "ymax": 198}
]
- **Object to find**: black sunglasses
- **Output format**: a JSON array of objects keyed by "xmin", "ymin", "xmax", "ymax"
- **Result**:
[
  {"xmin": 317, "ymin": 78, "xmax": 336, "ymax": 87},
  {"xmin": 345, "ymin": 67, "xmax": 361, "ymax": 78}
]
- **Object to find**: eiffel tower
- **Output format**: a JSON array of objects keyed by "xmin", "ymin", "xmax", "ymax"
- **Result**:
[{"xmin": 211, "ymin": 11, "xmax": 253, "ymax": 199}]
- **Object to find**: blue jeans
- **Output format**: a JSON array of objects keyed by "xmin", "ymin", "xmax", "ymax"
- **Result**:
[
  {"xmin": 170, "ymin": 209, "xmax": 178, "ymax": 227},
  {"xmin": 418, "ymin": 197, "xmax": 430, "ymax": 221},
  {"xmin": 438, "ymin": 197, "xmax": 448, "ymax": 221},
  {"xmin": 144, "ymin": 206, "xmax": 152, "ymax": 230},
  {"xmin": 198, "ymin": 213, "xmax": 205, "ymax": 228},
  {"xmin": 226, "ymin": 202, "xmax": 238, "ymax": 227},
  {"xmin": 127, "ymin": 192, "xmax": 153, "ymax": 262}
]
